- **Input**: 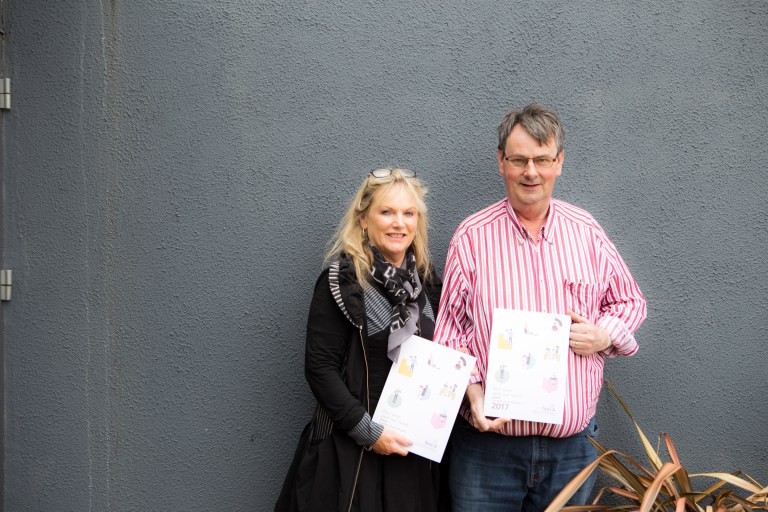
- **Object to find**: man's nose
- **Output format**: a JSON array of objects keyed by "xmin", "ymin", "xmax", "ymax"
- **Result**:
[{"xmin": 523, "ymin": 159, "xmax": 538, "ymax": 175}]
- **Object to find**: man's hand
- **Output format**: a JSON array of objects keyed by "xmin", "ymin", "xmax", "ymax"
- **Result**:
[
  {"xmin": 465, "ymin": 383, "xmax": 510, "ymax": 433},
  {"xmin": 567, "ymin": 309, "xmax": 611, "ymax": 355},
  {"xmin": 370, "ymin": 427, "xmax": 412, "ymax": 456}
]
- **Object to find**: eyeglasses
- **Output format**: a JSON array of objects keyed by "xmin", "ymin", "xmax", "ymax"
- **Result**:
[
  {"xmin": 370, "ymin": 168, "xmax": 417, "ymax": 178},
  {"xmin": 503, "ymin": 156, "xmax": 557, "ymax": 170}
]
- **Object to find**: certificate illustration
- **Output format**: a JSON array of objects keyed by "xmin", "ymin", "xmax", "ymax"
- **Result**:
[
  {"xmin": 372, "ymin": 335, "xmax": 476, "ymax": 463},
  {"xmin": 483, "ymin": 309, "xmax": 571, "ymax": 424}
]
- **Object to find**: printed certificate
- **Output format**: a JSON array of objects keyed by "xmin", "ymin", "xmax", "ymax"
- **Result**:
[
  {"xmin": 372, "ymin": 335, "xmax": 476, "ymax": 463},
  {"xmin": 483, "ymin": 309, "xmax": 571, "ymax": 424}
]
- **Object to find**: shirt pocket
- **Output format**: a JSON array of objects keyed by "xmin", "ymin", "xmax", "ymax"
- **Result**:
[{"xmin": 563, "ymin": 280, "xmax": 601, "ymax": 321}]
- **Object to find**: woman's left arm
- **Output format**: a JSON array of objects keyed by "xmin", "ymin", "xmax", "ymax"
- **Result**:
[{"xmin": 304, "ymin": 271, "xmax": 368, "ymax": 433}]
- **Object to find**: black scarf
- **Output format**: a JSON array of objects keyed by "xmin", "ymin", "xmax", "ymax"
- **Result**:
[{"xmin": 369, "ymin": 246, "xmax": 422, "ymax": 333}]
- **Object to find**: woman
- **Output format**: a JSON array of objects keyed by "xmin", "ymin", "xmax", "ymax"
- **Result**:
[{"xmin": 276, "ymin": 168, "xmax": 443, "ymax": 512}]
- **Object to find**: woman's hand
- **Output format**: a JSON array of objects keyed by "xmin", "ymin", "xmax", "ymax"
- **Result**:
[{"xmin": 370, "ymin": 427, "xmax": 412, "ymax": 456}]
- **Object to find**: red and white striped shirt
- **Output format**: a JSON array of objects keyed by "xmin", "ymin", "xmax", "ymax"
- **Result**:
[{"xmin": 435, "ymin": 198, "xmax": 647, "ymax": 437}]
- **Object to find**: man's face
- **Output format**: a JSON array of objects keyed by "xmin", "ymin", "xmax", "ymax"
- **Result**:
[{"xmin": 497, "ymin": 124, "xmax": 563, "ymax": 213}]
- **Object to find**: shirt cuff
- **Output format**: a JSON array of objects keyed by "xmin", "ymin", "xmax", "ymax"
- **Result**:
[
  {"xmin": 597, "ymin": 316, "xmax": 639, "ymax": 357},
  {"xmin": 347, "ymin": 412, "xmax": 385, "ymax": 448}
]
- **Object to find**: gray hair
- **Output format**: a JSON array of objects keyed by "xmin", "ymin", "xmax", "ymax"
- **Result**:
[{"xmin": 497, "ymin": 103, "xmax": 565, "ymax": 155}]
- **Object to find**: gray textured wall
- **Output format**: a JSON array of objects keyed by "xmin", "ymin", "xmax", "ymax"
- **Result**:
[{"xmin": 3, "ymin": 1, "xmax": 766, "ymax": 510}]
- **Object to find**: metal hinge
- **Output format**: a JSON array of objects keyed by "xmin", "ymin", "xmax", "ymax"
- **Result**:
[
  {"xmin": 0, "ymin": 78, "xmax": 10, "ymax": 110},
  {"xmin": 1, "ymin": 269, "xmax": 11, "ymax": 301}
]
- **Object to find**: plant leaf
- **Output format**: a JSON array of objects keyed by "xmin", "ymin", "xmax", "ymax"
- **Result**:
[
  {"xmin": 605, "ymin": 381, "xmax": 663, "ymax": 470},
  {"xmin": 746, "ymin": 485, "xmax": 768, "ymax": 506},
  {"xmin": 589, "ymin": 436, "xmax": 653, "ymax": 492},
  {"xmin": 663, "ymin": 433, "xmax": 694, "ymax": 500},
  {"xmin": 689, "ymin": 473, "xmax": 763, "ymax": 494},
  {"xmin": 544, "ymin": 451, "xmax": 616, "ymax": 512},
  {"xmin": 638, "ymin": 462, "xmax": 682, "ymax": 512}
]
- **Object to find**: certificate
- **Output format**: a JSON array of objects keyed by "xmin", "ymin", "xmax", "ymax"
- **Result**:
[
  {"xmin": 483, "ymin": 309, "xmax": 571, "ymax": 424},
  {"xmin": 372, "ymin": 335, "xmax": 476, "ymax": 463}
]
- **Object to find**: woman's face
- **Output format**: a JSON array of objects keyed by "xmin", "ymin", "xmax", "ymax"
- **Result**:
[{"xmin": 360, "ymin": 184, "xmax": 419, "ymax": 267}]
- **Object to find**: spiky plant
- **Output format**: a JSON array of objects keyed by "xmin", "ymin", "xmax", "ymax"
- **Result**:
[{"xmin": 545, "ymin": 382, "xmax": 767, "ymax": 512}]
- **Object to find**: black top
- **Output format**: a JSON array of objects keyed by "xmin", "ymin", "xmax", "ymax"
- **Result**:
[{"xmin": 301, "ymin": 254, "xmax": 444, "ymax": 512}]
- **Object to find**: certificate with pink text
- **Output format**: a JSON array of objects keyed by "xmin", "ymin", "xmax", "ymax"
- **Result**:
[
  {"xmin": 372, "ymin": 335, "xmax": 476, "ymax": 463},
  {"xmin": 483, "ymin": 309, "xmax": 571, "ymax": 424}
]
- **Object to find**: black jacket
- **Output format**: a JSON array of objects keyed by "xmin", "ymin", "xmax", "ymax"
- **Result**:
[
  {"xmin": 305, "ymin": 255, "xmax": 442, "ymax": 433},
  {"xmin": 275, "ymin": 254, "xmax": 443, "ymax": 512}
]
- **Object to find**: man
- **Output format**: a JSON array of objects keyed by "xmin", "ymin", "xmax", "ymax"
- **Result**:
[{"xmin": 434, "ymin": 103, "xmax": 646, "ymax": 511}]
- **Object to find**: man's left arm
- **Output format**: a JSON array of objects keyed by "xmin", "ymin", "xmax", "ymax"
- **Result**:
[
  {"xmin": 569, "ymin": 238, "xmax": 647, "ymax": 357},
  {"xmin": 595, "ymin": 262, "xmax": 647, "ymax": 357}
]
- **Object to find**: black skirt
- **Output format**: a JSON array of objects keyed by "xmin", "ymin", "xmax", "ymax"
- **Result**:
[{"xmin": 351, "ymin": 447, "xmax": 439, "ymax": 512}]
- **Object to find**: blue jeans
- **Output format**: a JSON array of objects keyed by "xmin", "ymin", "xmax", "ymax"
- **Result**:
[{"xmin": 449, "ymin": 417, "xmax": 599, "ymax": 511}]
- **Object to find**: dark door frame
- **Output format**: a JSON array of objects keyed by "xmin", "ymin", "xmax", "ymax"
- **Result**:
[{"xmin": 1, "ymin": 0, "xmax": 7, "ymax": 508}]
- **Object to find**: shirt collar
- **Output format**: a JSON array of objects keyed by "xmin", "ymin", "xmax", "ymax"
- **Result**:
[{"xmin": 504, "ymin": 199, "xmax": 558, "ymax": 243}]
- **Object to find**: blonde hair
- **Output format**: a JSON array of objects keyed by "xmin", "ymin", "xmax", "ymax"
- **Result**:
[{"xmin": 325, "ymin": 168, "xmax": 431, "ymax": 284}]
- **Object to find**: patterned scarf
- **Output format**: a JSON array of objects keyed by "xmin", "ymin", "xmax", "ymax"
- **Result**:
[{"xmin": 369, "ymin": 246, "xmax": 422, "ymax": 333}]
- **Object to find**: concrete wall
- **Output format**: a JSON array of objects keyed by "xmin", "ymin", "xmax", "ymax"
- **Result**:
[{"xmin": 3, "ymin": 1, "xmax": 766, "ymax": 510}]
